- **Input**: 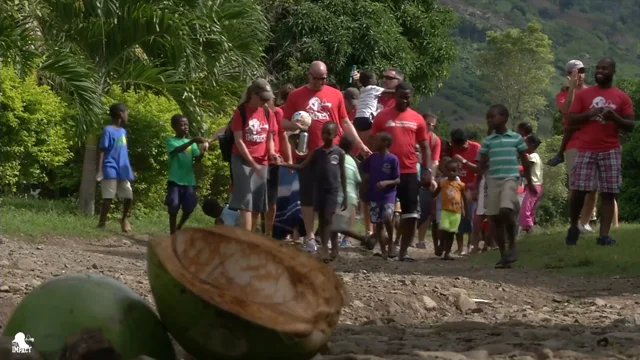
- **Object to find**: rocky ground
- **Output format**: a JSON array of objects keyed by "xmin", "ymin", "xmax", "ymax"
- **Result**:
[{"xmin": 1, "ymin": 233, "xmax": 640, "ymax": 360}]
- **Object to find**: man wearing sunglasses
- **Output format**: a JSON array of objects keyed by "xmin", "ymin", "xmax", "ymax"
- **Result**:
[
  {"xmin": 281, "ymin": 60, "xmax": 372, "ymax": 252},
  {"xmin": 551, "ymin": 60, "xmax": 599, "ymax": 233},
  {"xmin": 352, "ymin": 68, "xmax": 404, "ymax": 110}
]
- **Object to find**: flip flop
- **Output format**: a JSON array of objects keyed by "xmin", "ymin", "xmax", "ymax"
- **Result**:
[{"xmin": 398, "ymin": 256, "xmax": 415, "ymax": 262}]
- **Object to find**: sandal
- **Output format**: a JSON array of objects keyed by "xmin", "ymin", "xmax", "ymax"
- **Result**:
[{"xmin": 398, "ymin": 256, "xmax": 415, "ymax": 262}]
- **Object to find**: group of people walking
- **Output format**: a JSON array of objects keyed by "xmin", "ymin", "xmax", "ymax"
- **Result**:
[{"xmin": 94, "ymin": 56, "xmax": 634, "ymax": 267}]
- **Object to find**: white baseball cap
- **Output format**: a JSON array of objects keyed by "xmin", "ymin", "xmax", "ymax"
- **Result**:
[{"xmin": 565, "ymin": 60, "xmax": 585, "ymax": 73}]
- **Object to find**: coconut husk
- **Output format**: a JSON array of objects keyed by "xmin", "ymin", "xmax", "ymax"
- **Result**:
[{"xmin": 150, "ymin": 226, "xmax": 347, "ymax": 336}]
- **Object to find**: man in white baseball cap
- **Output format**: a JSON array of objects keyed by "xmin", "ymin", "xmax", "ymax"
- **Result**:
[{"xmin": 550, "ymin": 59, "xmax": 599, "ymax": 233}]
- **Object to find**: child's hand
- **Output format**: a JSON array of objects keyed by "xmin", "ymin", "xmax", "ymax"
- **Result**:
[
  {"xmin": 341, "ymin": 198, "xmax": 348, "ymax": 211},
  {"xmin": 200, "ymin": 142, "xmax": 209, "ymax": 152},
  {"xmin": 96, "ymin": 171, "xmax": 103, "ymax": 182},
  {"xmin": 376, "ymin": 181, "xmax": 387, "ymax": 190}
]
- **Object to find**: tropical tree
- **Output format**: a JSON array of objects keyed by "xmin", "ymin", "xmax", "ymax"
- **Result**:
[
  {"xmin": 263, "ymin": 0, "xmax": 458, "ymax": 95},
  {"xmin": 1, "ymin": 0, "xmax": 270, "ymax": 215},
  {"xmin": 477, "ymin": 22, "xmax": 555, "ymax": 129}
]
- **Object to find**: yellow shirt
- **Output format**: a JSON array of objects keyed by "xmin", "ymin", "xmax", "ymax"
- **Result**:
[{"xmin": 440, "ymin": 179, "xmax": 465, "ymax": 214}]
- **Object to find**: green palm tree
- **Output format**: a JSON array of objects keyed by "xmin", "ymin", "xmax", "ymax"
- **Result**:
[{"xmin": 1, "ymin": 0, "xmax": 270, "ymax": 215}]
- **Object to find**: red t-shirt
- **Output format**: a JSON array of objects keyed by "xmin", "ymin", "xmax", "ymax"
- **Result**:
[
  {"xmin": 451, "ymin": 141, "xmax": 481, "ymax": 185},
  {"xmin": 371, "ymin": 107, "xmax": 428, "ymax": 174},
  {"xmin": 378, "ymin": 94, "xmax": 395, "ymax": 110},
  {"xmin": 273, "ymin": 106, "xmax": 284, "ymax": 155},
  {"xmin": 231, "ymin": 104, "xmax": 276, "ymax": 165},
  {"xmin": 569, "ymin": 86, "xmax": 634, "ymax": 152},
  {"xmin": 427, "ymin": 132, "xmax": 441, "ymax": 162},
  {"xmin": 556, "ymin": 86, "xmax": 589, "ymax": 150},
  {"xmin": 282, "ymin": 85, "xmax": 348, "ymax": 159}
]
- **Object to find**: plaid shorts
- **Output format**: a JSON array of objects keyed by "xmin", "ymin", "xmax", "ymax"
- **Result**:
[{"xmin": 570, "ymin": 148, "xmax": 622, "ymax": 194}]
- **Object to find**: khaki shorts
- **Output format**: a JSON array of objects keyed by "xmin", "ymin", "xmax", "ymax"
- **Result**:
[
  {"xmin": 565, "ymin": 148, "xmax": 578, "ymax": 184},
  {"xmin": 485, "ymin": 177, "xmax": 518, "ymax": 216},
  {"xmin": 101, "ymin": 179, "xmax": 133, "ymax": 200}
]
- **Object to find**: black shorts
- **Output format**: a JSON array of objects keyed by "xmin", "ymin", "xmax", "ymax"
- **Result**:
[
  {"xmin": 397, "ymin": 173, "xmax": 420, "ymax": 219},
  {"xmin": 296, "ymin": 157, "xmax": 314, "ymax": 207},
  {"xmin": 418, "ymin": 187, "xmax": 432, "ymax": 225},
  {"xmin": 165, "ymin": 182, "xmax": 197, "ymax": 216},
  {"xmin": 353, "ymin": 116, "xmax": 373, "ymax": 132},
  {"xmin": 267, "ymin": 165, "xmax": 280, "ymax": 205},
  {"xmin": 314, "ymin": 189, "xmax": 339, "ymax": 215}
]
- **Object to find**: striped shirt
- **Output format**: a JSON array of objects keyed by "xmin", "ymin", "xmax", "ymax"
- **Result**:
[{"xmin": 478, "ymin": 130, "xmax": 526, "ymax": 179}]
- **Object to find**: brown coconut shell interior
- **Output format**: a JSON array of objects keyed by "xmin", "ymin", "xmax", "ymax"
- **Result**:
[{"xmin": 150, "ymin": 226, "xmax": 346, "ymax": 336}]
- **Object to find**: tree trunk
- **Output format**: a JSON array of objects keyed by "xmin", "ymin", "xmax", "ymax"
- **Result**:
[{"xmin": 78, "ymin": 134, "xmax": 98, "ymax": 216}]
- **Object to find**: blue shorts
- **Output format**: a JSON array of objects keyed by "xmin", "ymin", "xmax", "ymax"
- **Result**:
[
  {"xmin": 370, "ymin": 202, "xmax": 395, "ymax": 224},
  {"xmin": 457, "ymin": 201, "xmax": 477, "ymax": 234},
  {"xmin": 165, "ymin": 182, "xmax": 197, "ymax": 215}
]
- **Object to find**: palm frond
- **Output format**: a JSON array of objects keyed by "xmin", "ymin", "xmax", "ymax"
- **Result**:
[{"xmin": 38, "ymin": 53, "xmax": 103, "ymax": 142}]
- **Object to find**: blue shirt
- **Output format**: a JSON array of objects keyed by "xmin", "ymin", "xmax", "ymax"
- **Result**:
[{"xmin": 99, "ymin": 125, "xmax": 134, "ymax": 181}]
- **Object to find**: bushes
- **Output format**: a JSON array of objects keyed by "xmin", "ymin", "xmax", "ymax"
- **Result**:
[
  {"xmin": 0, "ymin": 68, "xmax": 72, "ymax": 192},
  {"xmin": 0, "ymin": 73, "xmax": 233, "ymax": 216},
  {"xmin": 101, "ymin": 87, "xmax": 232, "ymax": 215}
]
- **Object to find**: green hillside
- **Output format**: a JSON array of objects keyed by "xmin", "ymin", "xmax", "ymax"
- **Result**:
[{"xmin": 420, "ymin": 0, "xmax": 640, "ymax": 127}]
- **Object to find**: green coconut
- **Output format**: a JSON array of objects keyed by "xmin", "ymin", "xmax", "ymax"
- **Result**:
[
  {"xmin": 147, "ymin": 226, "xmax": 346, "ymax": 360},
  {"xmin": 2, "ymin": 273, "xmax": 175, "ymax": 360}
]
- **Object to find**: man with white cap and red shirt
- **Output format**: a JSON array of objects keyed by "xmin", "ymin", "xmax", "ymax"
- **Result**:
[{"xmin": 549, "ymin": 59, "xmax": 600, "ymax": 233}]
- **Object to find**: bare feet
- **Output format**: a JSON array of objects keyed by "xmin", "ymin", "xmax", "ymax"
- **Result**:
[{"xmin": 120, "ymin": 218, "xmax": 132, "ymax": 233}]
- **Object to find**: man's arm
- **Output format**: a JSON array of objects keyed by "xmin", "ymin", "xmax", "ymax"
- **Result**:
[
  {"xmin": 279, "ymin": 132, "xmax": 292, "ymax": 164},
  {"xmin": 418, "ymin": 140, "xmax": 431, "ymax": 179},
  {"xmin": 340, "ymin": 117, "xmax": 370, "ymax": 155}
]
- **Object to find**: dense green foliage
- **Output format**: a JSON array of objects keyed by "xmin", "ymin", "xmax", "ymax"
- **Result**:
[
  {"xmin": 0, "ymin": 67, "xmax": 72, "ymax": 191},
  {"xmin": 477, "ymin": 22, "xmax": 554, "ymax": 130},
  {"xmin": 266, "ymin": 0, "xmax": 458, "ymax": 95}
]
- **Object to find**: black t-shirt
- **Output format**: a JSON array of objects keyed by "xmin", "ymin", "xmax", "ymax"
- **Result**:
[{"xmin": 309, "ymin": 146, "xmax": 344, "ymax": 193}]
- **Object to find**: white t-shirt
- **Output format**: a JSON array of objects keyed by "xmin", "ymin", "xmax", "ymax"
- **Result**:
[
  {"xmin": 529, "ymin": 152, "xmax": 543, "ymax": 185},
  {"xmin": 355, "ymin": 85, "xmax": 385, "ymax": 118}
]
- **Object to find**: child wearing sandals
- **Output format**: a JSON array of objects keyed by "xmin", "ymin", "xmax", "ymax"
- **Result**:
[
  {"xmin": 360, "ymin": 132, "xmax": 400, "ymax": 260},
  {"xmin": 432, "ymin": 158, "xmax": 468, "ymax": 260}
]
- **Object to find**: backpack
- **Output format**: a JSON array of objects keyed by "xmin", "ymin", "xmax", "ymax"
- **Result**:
[{"xmin": 219, "ymin": 104, "xmax": 271, "ymax": 163}]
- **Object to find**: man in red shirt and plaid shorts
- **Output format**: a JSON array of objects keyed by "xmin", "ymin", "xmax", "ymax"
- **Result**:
[{"xmin": 565, "ymin": 57, "xmax": 635, "ymax": 246}]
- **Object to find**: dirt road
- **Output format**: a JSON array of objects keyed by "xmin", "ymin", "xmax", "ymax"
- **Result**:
[{"xmin": 1, "ymin": 233, "xmax": 640, "ymax": 359}]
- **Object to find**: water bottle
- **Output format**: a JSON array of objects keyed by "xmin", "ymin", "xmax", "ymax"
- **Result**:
[{"xmin": 297, "ymin": 131, "xmax": 309, "ymax": 155}]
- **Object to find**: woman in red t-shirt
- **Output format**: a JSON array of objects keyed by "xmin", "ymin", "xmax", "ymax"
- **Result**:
[{"xmin": 229, "ymin": 79, "xmax": 278, "ymax": 231}]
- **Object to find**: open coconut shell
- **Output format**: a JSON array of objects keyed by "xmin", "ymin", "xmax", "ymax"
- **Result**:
[{"xmin": 148, "ymin": 226, "xmax": 347, "ymax": 360}]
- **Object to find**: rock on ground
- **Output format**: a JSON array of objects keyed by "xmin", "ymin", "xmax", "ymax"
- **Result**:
[{"xmin": 1, "ymin": 235, "xmax": 640, "ymax": 359}]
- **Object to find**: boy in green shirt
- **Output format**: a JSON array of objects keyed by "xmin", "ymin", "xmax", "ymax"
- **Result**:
[{"xmin": 166, "ymin": 114, "xmax": 209, "ymax": 234}]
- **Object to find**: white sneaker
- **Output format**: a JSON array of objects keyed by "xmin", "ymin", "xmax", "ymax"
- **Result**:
[
  {"xmin": 578, "ymin": 223, "xmax": 594, "ymax": 233},
  {"xmin": 303, "ymin": 237, "xmax": 317, "ymax": 253}
]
